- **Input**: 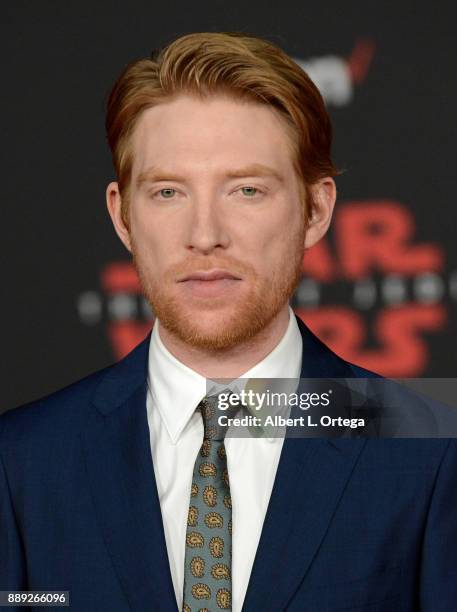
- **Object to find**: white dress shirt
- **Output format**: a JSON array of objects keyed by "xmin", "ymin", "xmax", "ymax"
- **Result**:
[{"xmin": 146, "ymin": 306, "xmax": 303, "ymax": 611}]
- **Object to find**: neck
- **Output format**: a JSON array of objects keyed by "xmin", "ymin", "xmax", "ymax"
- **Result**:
[{"xmin": 157, "ymin": 304, "xmax": 290, "ymax": 379}]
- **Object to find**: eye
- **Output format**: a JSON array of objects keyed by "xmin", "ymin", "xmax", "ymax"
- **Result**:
[
  {"xmin": 238, "ymin": 186, "xmax": 262, "ymax": 197},
  {"xmin": 155, "ymin": 188, "xmax": 177, "ymax": 199}
]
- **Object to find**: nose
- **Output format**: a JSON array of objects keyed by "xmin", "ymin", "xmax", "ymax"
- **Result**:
[{"xmin": 185, "ymin": 193, "xmax": 231, "ymax": 255}]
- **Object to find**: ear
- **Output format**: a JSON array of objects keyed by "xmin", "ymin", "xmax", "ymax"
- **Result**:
[
  {"xmin": 304, "ymin": 177, "xmax": 337, "ymax": 249},
  {"xmin": 106, "ymin": 181, "xmax": 132, "ymax": 252}
]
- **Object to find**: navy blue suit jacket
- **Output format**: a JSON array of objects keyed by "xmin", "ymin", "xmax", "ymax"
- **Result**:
[{"xmin": 1, "ymin": 316, "xmax": 456, "ymax": 611}]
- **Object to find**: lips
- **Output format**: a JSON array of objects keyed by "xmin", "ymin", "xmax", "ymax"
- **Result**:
[
  {"xmin": 177, "ymin": 269, "xmax": 242, "ymax": 298},
  {"xmin": 178, "ymin": 269, "xmax": 241, "ymax": 282}
]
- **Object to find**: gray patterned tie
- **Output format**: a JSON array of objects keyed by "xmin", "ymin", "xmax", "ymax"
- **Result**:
[{"xmin": 182, "ymin": 393, "xmax": 236, "ymax": 611}]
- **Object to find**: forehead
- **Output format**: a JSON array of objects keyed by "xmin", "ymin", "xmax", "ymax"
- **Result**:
[{"xmin": 130, "ymin": 94, "xmax": 296, "ymax": 179}]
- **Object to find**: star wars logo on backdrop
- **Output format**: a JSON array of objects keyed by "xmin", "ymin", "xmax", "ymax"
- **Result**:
[
  {"xmin": 295, "ymin": 200, "xmax": 449, "ymax": 376},
  {"xmin": 77, "ymin": 199, "xmax": 454, "ymax": 377}
]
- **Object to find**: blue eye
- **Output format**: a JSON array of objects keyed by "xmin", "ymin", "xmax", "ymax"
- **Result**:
[
  {"xmin": 240, "ymin": 186, "xmax": 259, "ymax": 197},
  {"xmin": 158, "ymin": 188, "xmax": 176, "ymax": 198}
]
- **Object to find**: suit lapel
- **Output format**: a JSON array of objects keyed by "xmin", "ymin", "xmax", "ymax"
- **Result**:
[
  {"xmin": 81, "ymin": 334, "xmax": 178, "ymax": 612},
  {"xmin": 242, "ymin": 316, "xmax": 367, "ymax": 611},
  {"xmin": 242, "ymin": 437, "xmax": 366, "ymax": 611}
]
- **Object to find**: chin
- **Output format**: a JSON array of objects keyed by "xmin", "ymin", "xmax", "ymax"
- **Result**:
[
  {"xmin": 177, "ymin": 325, "xmax": 248, "ymax": 351},
  {"xmin": 164, "ymin": 301, "xmax": 282, "ymax": 351},
  {"xmin": 183, "ymin": 308, "xmax": 241, "ymax": 336}
]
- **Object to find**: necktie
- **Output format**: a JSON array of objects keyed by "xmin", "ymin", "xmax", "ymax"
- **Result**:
[{"xmin": 182, "ymin": 393, "xmax": 235, "ymax": 611}]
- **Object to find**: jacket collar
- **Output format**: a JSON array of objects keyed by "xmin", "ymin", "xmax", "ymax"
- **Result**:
[{"xmin": 92, "ymin": 331, "xmax": 151, "ymax": 414}]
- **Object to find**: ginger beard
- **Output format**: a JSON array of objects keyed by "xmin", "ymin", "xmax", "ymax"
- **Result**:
[{"xmin": 130, "ymin": 222, "xmax": 306, "ymax": 352}]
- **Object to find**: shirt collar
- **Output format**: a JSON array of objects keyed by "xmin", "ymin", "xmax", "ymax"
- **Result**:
[{"xmin": 147, "ymin": 305, "xmax": 303, "ymax": 444}]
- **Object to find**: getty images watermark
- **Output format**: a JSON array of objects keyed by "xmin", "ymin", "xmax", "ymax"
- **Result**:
[
  {"xmin": 204, "ymin": 378, "xmax": 457, "ymax": 438},
  {"xmin": 216, "ymin": 386, "xmax": 365, "ymax": 430}
]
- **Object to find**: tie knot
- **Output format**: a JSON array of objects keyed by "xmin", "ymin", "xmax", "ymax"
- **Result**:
[{"xmin": 198, "ymin": 391, "xmax": 239, "ymax": 440}]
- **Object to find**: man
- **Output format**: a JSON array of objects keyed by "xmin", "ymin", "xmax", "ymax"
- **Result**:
[{"xmin": 0, "ymin": 32, "xmax": 455, "ymax": 612}]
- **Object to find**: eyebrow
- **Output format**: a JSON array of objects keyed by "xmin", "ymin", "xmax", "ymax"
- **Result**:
[{"xmin": 135, "ymin": 163, "xmax": 284, "ymax": 187}]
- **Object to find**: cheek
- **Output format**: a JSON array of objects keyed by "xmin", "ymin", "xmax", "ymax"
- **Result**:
[
  {"xmin": 252, "ymin": 209, "xmax": 302, "ymax": 250},
  {"xmin": 239, "ymin": 226, "xmax": 287, "ymax": 278},
  {"xmin": 129, "ymin": 211, "xmax": 169, "ymax": 263}
]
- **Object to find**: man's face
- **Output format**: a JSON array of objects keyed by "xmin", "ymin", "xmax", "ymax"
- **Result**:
[{"xmin": 114, "ymin": 94, "xmax": 310, "ymax": 350}]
